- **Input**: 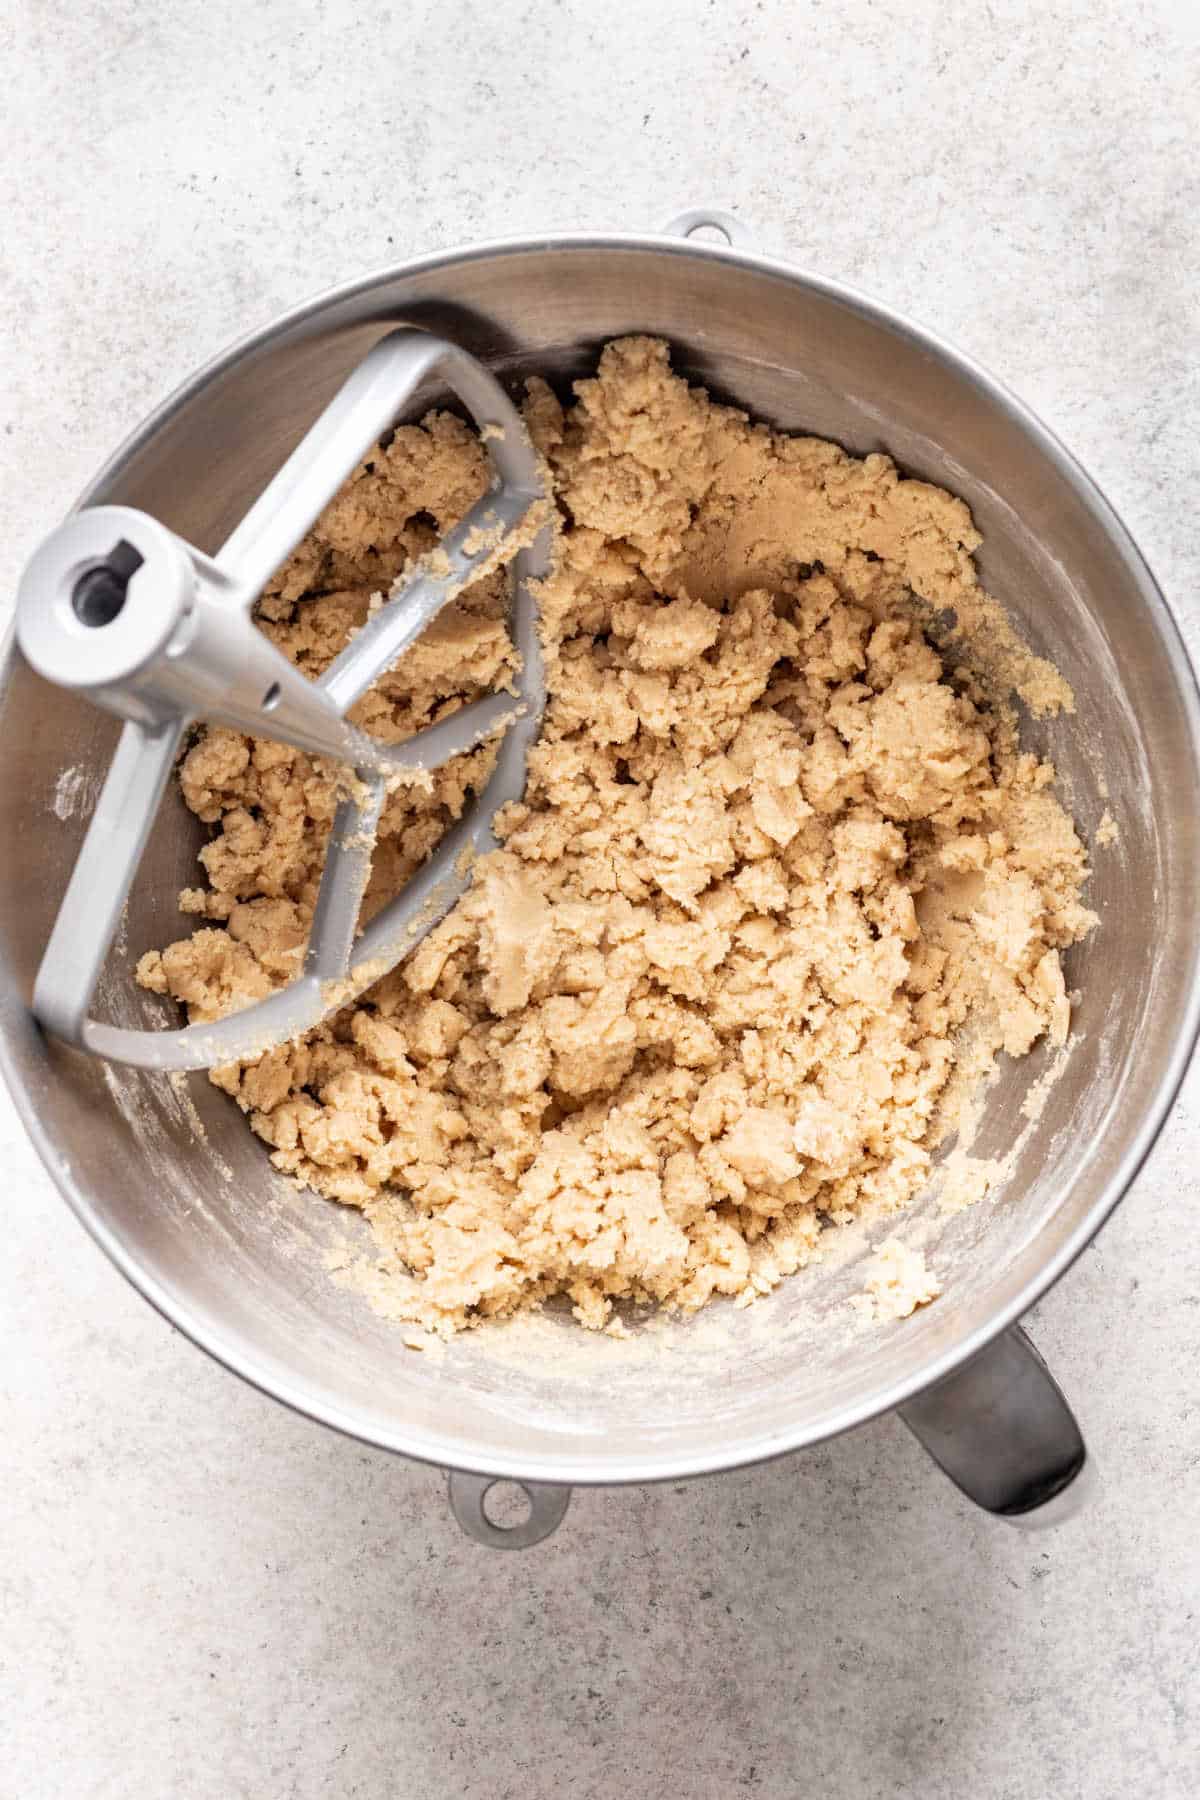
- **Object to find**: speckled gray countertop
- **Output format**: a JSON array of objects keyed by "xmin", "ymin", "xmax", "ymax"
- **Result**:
[{"xmin": 3, "ymin": 3, "xmax": 1198, "ymax": 1795}]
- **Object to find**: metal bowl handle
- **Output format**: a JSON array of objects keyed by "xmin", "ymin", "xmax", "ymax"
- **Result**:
[{"xmin": 899, "ymin": 1325, "xmax": 1094, "ymax": 1527}]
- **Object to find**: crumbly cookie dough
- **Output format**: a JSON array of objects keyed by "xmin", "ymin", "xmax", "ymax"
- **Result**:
[
  {"xmin": 850, "ymin": 1238, "xmax": 942, "ymax": 1323},
  {"xmin": 138, "ymin": 337, "xmax": 1097, "ymax": 1336}
]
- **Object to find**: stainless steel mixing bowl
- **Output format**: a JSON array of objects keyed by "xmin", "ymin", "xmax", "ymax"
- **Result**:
[{"xmin": 4, "ymin": 213, "xmax": 1198, "ymax": 1547}]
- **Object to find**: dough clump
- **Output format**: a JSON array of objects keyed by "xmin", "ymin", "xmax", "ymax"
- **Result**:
[
  {"xmin": 138, "ymin": 338, "xmax": 1096, "ymax": 1335},
  {"xmin": 851, "ymin": 1237, "xmax": 942, "ymax": 1322}
]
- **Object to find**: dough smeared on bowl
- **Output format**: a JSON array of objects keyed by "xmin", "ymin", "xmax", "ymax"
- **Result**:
[{"xmin": 138, "ymin": 338, "xmax": 1096, "ymax": 1336}]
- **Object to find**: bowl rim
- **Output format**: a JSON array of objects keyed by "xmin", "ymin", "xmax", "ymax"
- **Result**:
[{"xmin": 4, "ymin": 224, "xmax": 1200, "ymax": 1487}]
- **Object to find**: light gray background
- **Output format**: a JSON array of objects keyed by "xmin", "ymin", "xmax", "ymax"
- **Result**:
[{"xmin": 3, "ymin": 2, "xmax": 1198, "ymax": 1795}]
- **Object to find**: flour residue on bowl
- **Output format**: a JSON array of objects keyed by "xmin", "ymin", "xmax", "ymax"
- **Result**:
[{"xmin": 52, "ymin": 763, "xmax": 100, "ymax": 820}]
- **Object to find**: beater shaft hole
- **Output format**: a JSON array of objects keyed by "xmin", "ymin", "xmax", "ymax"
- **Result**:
[{"xmin": 71, "ymin": 539, "xmax": 144, "ymax": 628}]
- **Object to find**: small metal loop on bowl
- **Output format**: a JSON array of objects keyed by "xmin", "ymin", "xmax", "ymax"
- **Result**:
[
  {"xmin": 447, "ymin": 1471, "xmax": 571, "ymax": 1549},
  {"xmin": 659, "ymin": 207, "xmax": 757, "ymax": 252}
]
